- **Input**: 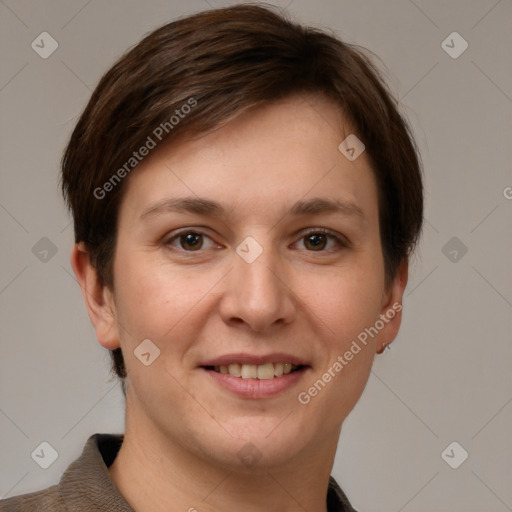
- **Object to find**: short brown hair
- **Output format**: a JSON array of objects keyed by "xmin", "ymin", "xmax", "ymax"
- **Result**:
[{"xmin": 61, "ymin": 3, "xmax": 423, "ymax": 386}]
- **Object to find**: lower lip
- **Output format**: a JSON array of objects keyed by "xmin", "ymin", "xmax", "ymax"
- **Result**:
[{"xmin": 202, "ymin": 367, "xmax": 309, "ymax": 398}]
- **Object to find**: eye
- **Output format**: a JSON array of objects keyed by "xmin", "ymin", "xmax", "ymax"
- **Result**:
[
  {"xmin": 164, "ymin": 228, "xmax": 348, "ymax": 253},
  {"xmin": 165, "ymin": 230, "xmax": 217, "ymax": 251},
  {"xmin": 294, "ymin": 228, "xmax": 347, "ymax": 252}
]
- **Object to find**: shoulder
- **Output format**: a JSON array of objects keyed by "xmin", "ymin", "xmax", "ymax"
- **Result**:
[
  {"xmin": 0, "ymin": 484, "xmax": 67, "ymax": 511},
  {"xmin": 328, "ymin": 476, "xmax": 359, "ymax": 512},
  {"xmin": 0, "ymin": 432, "xmax": 126, "ymax": 512}
]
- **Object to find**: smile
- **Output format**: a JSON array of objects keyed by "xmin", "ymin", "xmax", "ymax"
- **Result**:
[
  {"xmin": 207, "ymin": 363, "xmax": 303, "ymax": 379},
  {"xmin": 199, "ymin": 353, "xmax": 310, "ymax": 398}
]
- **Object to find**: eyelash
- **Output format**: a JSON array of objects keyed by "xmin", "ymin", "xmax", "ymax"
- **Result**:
[{"xmin": 164, "ymin": 227, "xmax": 348, "ymax": 253}]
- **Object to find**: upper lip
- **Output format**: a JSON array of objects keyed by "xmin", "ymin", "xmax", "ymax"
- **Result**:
[{"xmin": 199, "ymin": 352, "xmax": 310, "ymax": 367}]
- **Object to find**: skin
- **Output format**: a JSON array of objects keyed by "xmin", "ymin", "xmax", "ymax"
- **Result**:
[{"xmin": 72, "ymin": 93, "xmax": 408, "ymax": 512}]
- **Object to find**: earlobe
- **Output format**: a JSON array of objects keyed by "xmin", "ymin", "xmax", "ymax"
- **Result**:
[
  {"xmin": 376, "ymin": 260, "xmax": 408, "ymax": 354},
  {"xmin": 70, "ymin": 242, "xmax": 120, "ymax": 350}
]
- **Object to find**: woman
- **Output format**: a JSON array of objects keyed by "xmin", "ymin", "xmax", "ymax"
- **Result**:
[{"xmin": 1, "ymin": 4, "xmax": 422, "ymax": 511}]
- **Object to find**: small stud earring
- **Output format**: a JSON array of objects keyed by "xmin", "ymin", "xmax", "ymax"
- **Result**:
[{"xmin": 380, "ymin": 342, "xmax": 391, "ymax": 353}]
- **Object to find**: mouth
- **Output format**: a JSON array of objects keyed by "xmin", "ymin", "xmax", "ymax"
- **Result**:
[
  {"xmin": 198, "ymin": 354, "xmax": 310, "ymax": 398},
  {"xmin": 203, "ymin": 362, "xmax": 306, "ymax": 380}
]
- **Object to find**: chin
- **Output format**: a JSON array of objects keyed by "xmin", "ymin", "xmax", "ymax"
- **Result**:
[{"xmin": 202, "ymin": 417, "xmax": 312, "ymax": 470}]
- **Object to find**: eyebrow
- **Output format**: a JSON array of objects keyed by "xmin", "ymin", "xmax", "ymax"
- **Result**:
[{"xmin": 140, "ymin": 196, "xmax": 364, "ymax": 221}]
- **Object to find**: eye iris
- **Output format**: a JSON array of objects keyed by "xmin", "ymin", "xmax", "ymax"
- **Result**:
[
  {"xmin": 181, "ymin": 232, "xmax": 202, "ymax": 250},
  {"xmin": 305, "ymin": 233, "xmax": 327, "ymax": 251},
  {"xmin": 175, "ymin": 232, "xmax": 331, "ymax": 251}
]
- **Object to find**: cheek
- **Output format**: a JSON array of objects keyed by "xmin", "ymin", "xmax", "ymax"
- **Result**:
[
  {"xmin": 112, "ymin": 253, "xmax": 216, "ymax": 344},
  {"xmin": 112, "ymin": 252, "xmax": 175, "ymax": 339},
  {"xmin": 301, "ymin": 261, "xmax": 384, "ymax": 344},
  {"xmin": 301, "ymin": 272, "xmax": 381, "ymax": 418}
]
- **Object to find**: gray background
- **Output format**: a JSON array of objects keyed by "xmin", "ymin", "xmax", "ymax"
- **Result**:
[{"xmin": 1, "ymin": 0, "xmax": 511, "ymax": 510}]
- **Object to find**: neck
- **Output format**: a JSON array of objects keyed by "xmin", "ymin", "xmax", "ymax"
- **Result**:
[{"xmin": 108, "ymin": 399, "xmax": 340, "ymax": 512}]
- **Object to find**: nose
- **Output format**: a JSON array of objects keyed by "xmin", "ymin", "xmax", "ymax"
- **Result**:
[{"xmin": 219, "ymin": 240, "xmax": 296, "ymax": 333}]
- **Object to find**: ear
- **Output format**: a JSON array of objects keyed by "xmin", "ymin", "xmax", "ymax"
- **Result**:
[
  {"xmin": 376, "ymin": 259, "xmax": 408, "ymax": 354},
  {"xmin": 70, "ymin": 242, "xmax": 120, "ymax": 350}
]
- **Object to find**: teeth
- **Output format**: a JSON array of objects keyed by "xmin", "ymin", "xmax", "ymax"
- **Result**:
[
  {"xmin": 241, "ymin": 364, "xmax": 258, "ymax": 379},
  {"xmin": 228, "ymin": 363, "xmax": 241, "ymax": 377},
  {"xmin": 274, "ymin": 363, "xmax": 284, "ymax": 377},
  {"xmin": 257, "ymin": 363, "xmax": 275, "ymax": 380},
  {"xmin": 214, "ymin": 363, "xmax": 300, "ymax": 379}
]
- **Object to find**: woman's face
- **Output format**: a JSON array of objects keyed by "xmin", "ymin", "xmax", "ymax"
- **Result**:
[{"xmin": 101, "ymin": 94, "xmax": 405, "ymax": 470}]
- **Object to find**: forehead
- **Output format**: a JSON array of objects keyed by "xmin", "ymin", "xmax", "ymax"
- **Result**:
[{"xmin": 118, "ymin": 93, "xmax": 378, "ymax": 225}]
